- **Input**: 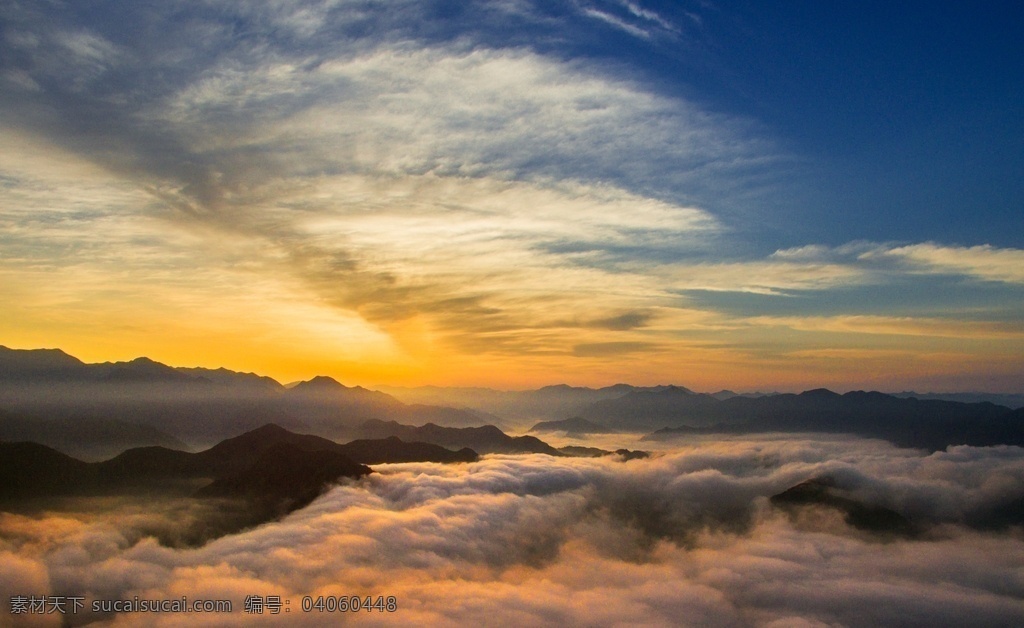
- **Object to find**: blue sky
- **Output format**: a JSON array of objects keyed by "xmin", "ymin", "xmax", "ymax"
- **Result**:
[{"xmin": 1, "ymin": 0, "xmax": 1022, "ymax": 390}]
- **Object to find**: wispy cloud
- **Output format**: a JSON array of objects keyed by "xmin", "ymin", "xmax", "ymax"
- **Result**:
[
  {"xmin": 862, "ymin": 243, "xmax": 1024, "ymax": 284},
  {"xmin": 743, "ymin": 315, "xmax": 1024, "ymax": 340},
  {"xmin": 575, "ymin": 0, "xmax": 681, "ymax": 40},
  {"xmin": 582, "ymin": 8, "xmax": 654, "ymax": 39}
]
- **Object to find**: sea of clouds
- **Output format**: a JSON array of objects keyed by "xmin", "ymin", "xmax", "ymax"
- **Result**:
[{"xmin": 3, "ymin": 435, "xmax": 1024, "ymax": 626}]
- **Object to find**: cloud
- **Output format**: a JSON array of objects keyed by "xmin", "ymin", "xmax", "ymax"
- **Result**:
[
  {"xmin": 743, "ymin": 315, "xmax": 1024, "ymax": 340},
  {"xmin": 575, "ymin": 1, "xmax": 681, "ymax": 40},
  {"xmin": 581, "ymin": 8, "xmax": 654, "ymax": 39},
  {"xmin": 586, "ymin": 310, "xmax": 657, "ymax": 330},
  {"xmin": 4, "ymin": 15, "xmax": 765, "ymax": 362},
  {"xmin": 4, "ymin": 437, "xmax": 1024, "ymax": 626},
  {"xmin": 862, "ymin": 243, "xmax": 1024, "ymax": 284},
  {"xmin": 572, "ymin": 341, "xmax": 660, "ymax": 357}
]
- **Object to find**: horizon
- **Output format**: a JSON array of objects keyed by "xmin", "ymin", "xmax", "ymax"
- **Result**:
[{"xmin": 4, "ymin": 343, "xmax": 1022, "ymax": 397}]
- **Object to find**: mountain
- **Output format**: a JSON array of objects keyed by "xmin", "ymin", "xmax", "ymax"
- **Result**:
[
  {"xmin": 770, "ymin": 477, "xmax": 915, "ymax": 536},
  {"xmin": 96, "ymin": 423, "xmax": 480, "ymax": 480},
  {"xmin": 0, "ymin": 346, "xmax": 84, "ymax": 379},
  {"xmin": 195, "ymin": 443, "xmax": 371, "ymax": 502},
  {"xmin": 580, "ymin": 386, "xmax": 723, "ymax": 431},
  {"xmin": 338, "ymin": 436, "xmax": 477, "ymax": 464},
  {"xmin": 2, "ymin": 424, "xmax": 478, "ymax": 544},
  {"xmin": 196, "ymin": 423, "xmax": 345, "ymax": 473},
  {"xmin": 192, "ymin": 443, "xmax": 371, "ymax": 543},
  {"xmin": 0, "ymin": 409, "xmax": 188, "ymax": 461},
  {"xmin": 639, "ymin": 390, "xmax": 1024, "ymax": 451},
  {"xmin": 0, "ymin": 441, "xmax": 97, "ymax": 500},
  {"xmin": 892, "ymin": 391, "xmax": 1024, "ymax": 409},
  {"xmin": 529, "ymin": 416, "xmax": 615, "ymax": 434},
  {"xmin": 356, "ymin": 420, "xmax": 563, "ymax": 455},
  {"xmin": 376, "ymin": 383, "xmax": 672, "ymax": 429},
  {"xmin": 0, "ymin": 347, "xmax": 499, "ymax": 448},
  {"xmin": 710, "ymin": 390, "xmax": 777, "ymax": 400},
  {"xmin": 176, "ymin": 366, "xmax": 283, "ymax": 391},
  {"xmin": 103, "ymin": 357, "xmax": 201, "ymax": 384}
]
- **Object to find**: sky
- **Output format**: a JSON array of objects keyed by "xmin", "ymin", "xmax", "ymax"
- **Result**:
[{"xmin": 1, "ymin": 0, "xmax": 1022, "ymax": 391}]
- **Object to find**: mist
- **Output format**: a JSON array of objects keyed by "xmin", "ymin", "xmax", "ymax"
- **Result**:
[{"xmin": 3, "ymin": 435, "xmax": 1024, "ymax": 626}]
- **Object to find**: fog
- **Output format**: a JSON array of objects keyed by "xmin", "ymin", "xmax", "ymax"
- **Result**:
[{"xmin": 3, "ymin": 435, "xmax": 1024, "ymax": 626}]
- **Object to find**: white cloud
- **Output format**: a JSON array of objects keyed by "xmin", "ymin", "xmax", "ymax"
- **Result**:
[
  {"xmin": 5, "ymin": 437, "xmax": 1024, "ymax": 626},
  {"xmin": 743, "ymin": 315, "xmax": 1024, "ymax": 340},
  {"xmin": 155, "ymin": 44, "xmax": 770, "ymax": 195},
  {"xmin": 863, "ymin": 243, "xmax": 1024, "ymax": 284},
  {"xmin": 582, "ymin": 8, "xmax": 654, "ymax": 39}
]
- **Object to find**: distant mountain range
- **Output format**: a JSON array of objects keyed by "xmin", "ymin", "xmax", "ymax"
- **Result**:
[
  {"xmin": 529, "ymin": 416, "xmax": 616, "ymax": 435},
  {"xmin": 376, "ymin": 383, "xmax": 679, "ymax": 424},
  {"xmin": 891, "ymin": 391, "xmax": 1024, "ymax": 409},
  {"xmin": 355, "ymin": 420, "xmax": 565, "ymax": 455},
  {"xmin": 2, "ymin": 345, "xmax": 1022, "ymax": 456},
  {"xmin": 640, "ymin": 388, "xmax": 1024, "ymax": 451},
  {"xmin": 0, "ymin": 346, "xmax": 495, "ymax": 453},
  {"xmin": 354, "ymin": 419, "xmax": 648, "ymax": 459}
]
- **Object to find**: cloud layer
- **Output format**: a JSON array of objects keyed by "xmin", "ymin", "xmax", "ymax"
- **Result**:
[{"xmin": 4, "ymin": 436, "xmax": 1024, "ymax": 626}]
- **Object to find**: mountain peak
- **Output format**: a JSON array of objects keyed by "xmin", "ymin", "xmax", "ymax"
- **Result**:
[
  {"xmin": 0, "ymin": 346, "xmax": 86, "ymax": 373},
  {"xmin": 245, "ymin": 423, "xmax": 291, "ymax": 437},
  {"xmin": 800, "ymin": 388, "xmax": 840, "ymax": 399},
  {"xmin": 290, "ymin": 375, "xmax": 348, "ymax": 392},
  {"xmin": 653, "ymin": 385, "xmax": 695, "ymax": 395}
]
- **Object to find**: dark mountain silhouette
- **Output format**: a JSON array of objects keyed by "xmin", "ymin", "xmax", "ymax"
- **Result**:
[
  {"xmin": 581, "ymin": 386, "xmax": 724, "ymax": 431},
  {"xmin": 0, "ymin": 441, "xmax": 97, "ymax": 500},
  {"xmin": 3, "ymin": 423, "xmax": 478, "ymax": 499},
  {"xmin": 175, "ymin": 366, "xmax": 282, "ymax": 391},
  {"xmin": 0, "ymin": 347, "xmax": 497, "ymax": 449},
  {"xmin": 289, "ymin": 375, "xmax": 367, "ymax": 395},
  {"xmin": 529, "ymin": 416, "xmax": 614, "ymax": 434},
  {"xmin": 196, "ymin": 443, "xmax": 371, "ymax": 502},
  {"xmin": 96, "ymin": 423, "xmax": 479, "ymax": 481},
  {"xmin": 339, "ymin": 436, "xmax": 477, "ymax": 464},
  {"xmin": 5, "ymin": 346, "xmax": 1022, "ymax": 453},
  {"xmin": 623, "ymin": 389, "xmax": 1024, "ymax": 451},
  {"xmin": 356, "ymin": 420, "xmax": 563, "ymax": 455},
  {"xmin": 711, "ymin": 389, "xmax": 777, "ymax": 401},
  {"xmin": 612, "ymin": 448, "xmax": 650, "ymax": 461},
  {"xmin": 891, "ymin": 391, "xmax": 1024, "ymax": 409},
  {"xmin": 0, "ymin": 409, "xmax": 188, "ymax": 460},
  {"xmin": 191, "ymin": 443, "xmax": 371, "ymax": 543},
  {"xmin": 557, "ymin": 445, "xmax": 608, "ymax": 457},
  {"xmin": 92, "ymin": 423, "xmax": 346, "ymax": 481},
  {"xmin": 103, "ymin": 357, "xmax": 201, "ymax": 384},
  {"xmin": 96, "ymin": 445, "xmax": 202, "ymax": 480},
  {"xmin": 195, "ymin": 423, "xmax": 345, "ymax": 474},
  {"xmin": 2, "ymin": 424, "xmax": 479, "ymax": 544},
  {"xmin": 0, "ymin": 346, "xmax": 85, "ymax": 379},
  {"xmin": 770, "ymin": 477, "xmax": 915, "ymax": 536},
  {"xmin": 554, "ymin": 445, "xmax": 649, "ymax": 460},
  {"xmin": 772, "ymin": 475, "xmax": 1024, "ymax": 535},
  {"xmin": 377, "ymin": 383, "xmax": 676, "ymax": 428}
]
